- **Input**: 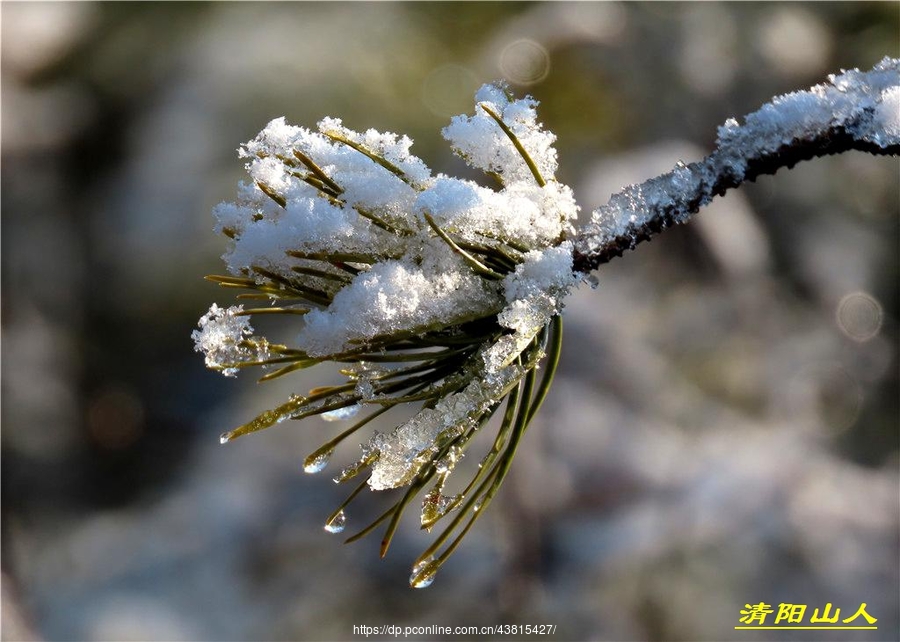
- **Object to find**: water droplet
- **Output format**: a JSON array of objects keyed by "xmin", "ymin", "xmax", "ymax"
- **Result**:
[
  {"xmin": 412, "ymin": 574, "xmax": 435, "ymax": 589},
  {"xmin": 324, "ymin": 510, "xmax": 346, "ymax": 534},
  {"xmin": 421, "ymin": 484, "xmax": 464, "ymax": 528},
  {"xmin": 303, "ymin": 446, "xmax": 334, "ymax": 474},
  {"xmin": 219, "ymin": 431, "xmax": 234, "ymax": 445},
  {"xmin": 421, "ymin": 489, "xmax": 441, "ymax": 527},
  {"xmin": 410, "ymin": 557, "xmax": 438, "ymax": 589},
  {"xmin": 583, "ymin": 273, "xmax": 600, "ymax": 289}
]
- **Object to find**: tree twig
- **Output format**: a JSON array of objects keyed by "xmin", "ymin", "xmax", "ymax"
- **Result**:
[{"xmin": 573, "ymin": 57, "xmax": 900, "ymax": 274}]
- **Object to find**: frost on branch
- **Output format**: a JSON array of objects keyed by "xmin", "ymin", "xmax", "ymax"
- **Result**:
[
  {"xmin": 195, "ymin": 82, "xmax": 577, "ymax": 587},
  {"xmin": 574, "ymin": 56, "xmax": 900, "ymax": 272}
]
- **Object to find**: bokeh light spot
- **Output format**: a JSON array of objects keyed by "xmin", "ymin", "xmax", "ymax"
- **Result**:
[
  {"xmin": 499, "ymin": 39, "xmax": 550, "ymax": 85},
  {"xmin": 836, "ymin": 291, "xmax": 883, "ymax": 342}
]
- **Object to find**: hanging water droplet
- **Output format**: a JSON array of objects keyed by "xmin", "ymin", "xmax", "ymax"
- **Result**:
[
  {"xmin": 324, "ymin": 510, "xmax": 346, "ymax": 534},
  {"xmin": 303, "ymin": 446, "xmax": 334, "ymax": 474},
  {"xmin": 583, "ymin": 273, "xmax": 599, "ymax": 289},
  {"xmin": 420, "ymin": 488, "xmax": 442, "ymax": 528},
  {"xmin": 410, "ymin": 557, "xmax": 438, "ymax": 589},
  {"xmin": 411, "ymin": 556, "xmax": 432, "ymax": 575},
  {"xmin": 219, "ymin": 431, "xmax": 234, "ymax": 445},
  {"xmin": 421, "ymin": 485, "xmax": 463, "ymax": 529}
]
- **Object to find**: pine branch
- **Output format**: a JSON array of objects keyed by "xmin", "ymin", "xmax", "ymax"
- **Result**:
[
  {"xmin": 198, "ymin": 58, "xmax": 898, "ymax": 587},
  {"xmin": 573, "ymin": 57, "xmax": 900, "ymax": 274}
]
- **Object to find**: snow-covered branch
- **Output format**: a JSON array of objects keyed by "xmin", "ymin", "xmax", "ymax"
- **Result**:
[
  {"xmin": 195, "ymin": 56, "xmax": 898, "ymax": 588},
  {"xmin": 573, "ymin": 56, "xmax": 900, "ymax": 274}
]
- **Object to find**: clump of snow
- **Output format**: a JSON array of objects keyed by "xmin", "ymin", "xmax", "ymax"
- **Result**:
[
  {"xmin": 365, "ymin": 406, "xmax": 461, "ymax": 490},
  {"xmin": 483, "ymin": 243, "xmax": 577, "ymax": 373},
  {"xmin": 874, "ymin": 85, "xmax": 900, "ymax": 143},
  {"xmin": 317, "ymin": 117, "xmax": 432, "ymax": 187},
  {"xmin": 208, "ymin": 83, "xmax": 580, "ymax": 358},
  {"xmin": 502, "ymin": 243, "xmax": 577, "ymax": 304},
  {"xmin": 489, "ymin": 247, "xmax": 573, "ymax": 358},
  {"xmin": 201, "ymin": 83, "xmax": 584, "ymax": 488},
  {"xmin": 224, "ymin": 199, "xmax": 360, "ymax": 277},
  {"xmin": 715, "ymin": 56, "xmax": 900, "ymax": 181},
  {"xmin": 415, "ymin": 177, "xmax": 577, "ymax": 250},
  {"xmin": 217, "ymin": 117, "xmax": 424, "ymax": 279},
  {"xmin": 297, "ymin": 243, "xmax": 502, "ymax": 357},
  {"xmin": 442, "ymin": 83, "xmax": 559, "ymax": 184},
  {"xmin": 192, "ymin": 304, "xmax": 269, "ymax": 377}
]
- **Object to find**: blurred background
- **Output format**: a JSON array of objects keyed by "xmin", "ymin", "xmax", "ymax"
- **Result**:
[{"xmin": 2, "ymin": 2, "xmax": 898, "ymax": 641}]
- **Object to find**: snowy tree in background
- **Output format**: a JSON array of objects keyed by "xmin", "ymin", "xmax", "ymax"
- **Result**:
[{"xmin": 195, "ymin": 57, "xmax": 899, "ymax": 588}]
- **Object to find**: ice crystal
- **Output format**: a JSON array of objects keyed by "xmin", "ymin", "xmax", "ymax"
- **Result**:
[
  {"xmin": 191, "ymin": 304, "xmax": 269, "ymax": 377},
  {"xmin": 363, "ymin": 363, "xmax": 521, "ymax": 491}
]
